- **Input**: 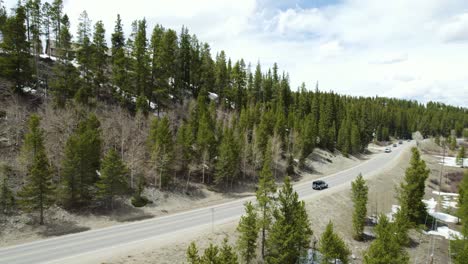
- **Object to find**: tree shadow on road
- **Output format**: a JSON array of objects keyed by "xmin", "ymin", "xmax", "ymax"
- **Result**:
[{"xmin": 38, "ymin": 220, "xmax": 90, "ymax": 237}]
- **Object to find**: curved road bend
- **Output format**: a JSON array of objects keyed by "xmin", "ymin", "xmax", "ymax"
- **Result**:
[{"xmin": 0, "ymin": 142, "xmax": 414, "ymax": 264}]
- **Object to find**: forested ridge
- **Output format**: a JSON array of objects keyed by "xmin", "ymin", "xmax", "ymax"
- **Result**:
[{"xmin": 0, "ymin": 0, "xmax": 467, "ymax": 217}]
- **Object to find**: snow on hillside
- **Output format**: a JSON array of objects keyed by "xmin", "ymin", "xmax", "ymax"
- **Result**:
[
  {"xmin": 426, "ymin": 226, "xmax": 462, "ymax": 240},
  {"xmin": 389, "ymin": 191, "xmax": 461, "ymax": 240},
  {"xmin": 423, "ymin": 197, "xmax": 459, "ymax": 223},
  {"xmin": 435, "ymin": 156, "xmax": 468, "ymax": 168}
]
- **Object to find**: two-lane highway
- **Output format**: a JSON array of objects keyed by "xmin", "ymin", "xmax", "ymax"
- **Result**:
[{"xmin": 0, "ymin": 142, "xmax": 414, "ymax": 264}]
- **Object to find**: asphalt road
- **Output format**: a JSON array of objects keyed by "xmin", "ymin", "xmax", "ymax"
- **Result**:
[{"xmin": 0, "ymin": 142, "xmax": 414, "ymax": 264}]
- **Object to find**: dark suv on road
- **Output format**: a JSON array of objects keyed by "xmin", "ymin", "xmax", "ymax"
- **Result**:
[{"xmin": 312, "ymin": 180, "xmax": 328, "ymax": 190}]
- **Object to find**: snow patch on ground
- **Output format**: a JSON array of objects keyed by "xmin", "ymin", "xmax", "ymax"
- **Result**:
[
  {"xmin": 423, "ymin": 197, "xmax": 458, "ymax": 223},
  {"xmin": 425, "ymin": 226, "xmax": 462, "ymax": 240},
  {"xmin": 386, "ymin": 204, "xmax": 400, "ymax": 222},
  {"xmin": 208, "ymin": 92, "xmax": 218, "ymax": 100},
  {"xmin": 435, "ymin": 156, "xmax": 468, "ymax": 168},
  {"xmin": 21, "ymin": 87, "xmax": 36, "ymax": 94},
  {"xmin": 432, "ymin": 191, "xmax": 459, "ymax": 197}
]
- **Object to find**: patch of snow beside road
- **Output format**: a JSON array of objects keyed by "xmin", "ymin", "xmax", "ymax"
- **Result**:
[{"xmin": 425, "ymin": 226, "xmax": 462, "ymax": 240}]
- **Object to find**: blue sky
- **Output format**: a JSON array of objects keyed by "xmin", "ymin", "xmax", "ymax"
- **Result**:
[{"xmin": 3, "ymin": 0, "xmax": 468, "ymax": 107}]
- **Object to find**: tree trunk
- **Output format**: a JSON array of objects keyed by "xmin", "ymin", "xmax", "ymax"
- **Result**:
[{"xmin": 185, "ymin": 170, "xmax": 191, "ymax": 194}]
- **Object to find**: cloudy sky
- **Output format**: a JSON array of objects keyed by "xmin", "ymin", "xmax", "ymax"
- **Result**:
[{"xmin": 4, "ymin": 0, "xmax": 468, "ymax": 107}]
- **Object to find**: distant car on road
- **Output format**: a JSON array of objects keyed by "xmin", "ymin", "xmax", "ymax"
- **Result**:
[
  {"xmin": 393, "ymin": 143, "xmax": 397, "ymax": 147},
  {"xmin": 399, "ymin": 140, "xmax": 403, "ymax": 144},
  {"xmin": 312, "ymin": 180, "xmax": 328, "ymax": 190},
  {"xmin": 385, "ymin": 147, "xmax": 391, "ymax": 153}
]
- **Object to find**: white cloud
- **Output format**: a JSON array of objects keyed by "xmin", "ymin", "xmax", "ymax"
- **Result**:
[
  {"xmin": 438, "ymin": 13, "xmax": 468, "ymax": 42},
  {"xmin": 371, "ymin": 53, "xmax": 408, "ymax": 65}
]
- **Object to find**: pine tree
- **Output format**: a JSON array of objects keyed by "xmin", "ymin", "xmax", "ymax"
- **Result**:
[
  {"xmin": 42, "ymin": 2, "xmax": 52, "ymax": 56},
  {"xmin": 201, "ymin": 243, "xmax": 220, "ymax": 264},
  {"xmin": 150, "ymin": 24, "xmax": 170, "ymax": 112},
  {"xmin": 215, "ymin": 50, "xmax": 228, "ymax": 102},
  {"xmin": 111, "ymin": 14, "xmax": 129, "ymax": 96},
  {"xmin": 266, "ymin": 176, "xmax": 312, "ymax": 264},
  {"xmin": 0, "ymin": 5, "xmax": 31, "ymax": 93},
  {"xmin": 350, "ymin": 123, "xmax": 361, "ymax": 154},
  {"xmin": 237, "ymin": 201, "xmax": 258, "ymax": 263},
  {"xmin": 61, "ymin": 114, "xmax": 102, "ymax": 208},
  {"xmin": 149, "ymin": 116, "xmax": 173, "ymax": 189},
  {"xmin": 50, "ymin": 14, "xmax": 80, "ymax": 107},
  {"xmin": 92, "ymin": 20, "xmax": 108, "ymax": 93},
  {"xmin": 218, "ymin": 237, "xmax": 239, "ymax": 264},
  {"xmin": 319, "ymin": 221, "xmax": 351, "ymax": 264},
  {"xmin": 95, "ymin": 149, "xmax": 129, "ymax": 210},
  {"xmin": 18, "ymin": 115, "xmax": 54, "ymax": 225},
  {"xmin": 178, "ymin": 26, "xmax": 192, "ymax": 95},
  {"xmin": 76, "ymin": 11, "xmax": 93, "ymax": 86},
  {"xmin": 215, "ymin": 127, "xmax": 239, "ymax": 189},
  {"xmin": 351, "ymin": 174, "xmax": 368, "ymax": 241},
  {"xmin": 0, "ymin": 164, "xmax": 15, "ymax": 215},
  {"xmin": 187, "ymin": 241, "xmax": 201, "ymax": 264},
  {"xmin": 363, "ymin": 215, "xmax": 409, "ymax": 264},
  {"xmin": 160, "ymin": 29, "xmax": 178, "ymax": 99},
  {"xmin": 392, "ymin": 207, "xmax": 410, "ymax": 247},
  {"xmin": 51, "ymin": 0, "xmax": 63, "ymax": 44},
  {"xmin": 133, "ymin": 19, "xmax": 151, "ymax": 98},
  {"xmin": 197, "ymin": 101, "xmax": 215, "ymax": 184},
  {"xmin": 398, "ymin": 147, "xmax": 430, "ymax": 224},
  {"xmin": 458, "ymin": 170, "xmax": 468, "ymax": 237},
  {"xmin": 255, "ymin": 140, "xmax": 277, "ymax": 259},
  {"xmin": 27, "ymin": 0, "xmax": 42, "ymax": 81},
  {"xmin": 457, "ymin": 145, "xmax": 465, "ymax": 167}
]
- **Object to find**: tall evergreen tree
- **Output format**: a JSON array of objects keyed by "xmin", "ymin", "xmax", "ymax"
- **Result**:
[
  {"xmin": 215, "ymin": 126, "xmax": 239, "ymax": 189},
  {"xmin": 255, "ymin": 142, "xmax": 277, "ymax": 259},
  {"xmin": 197, "ymin": 96, "xmax": 216, "ymax": 183},
  {"xmin": 133, "ymin": 19, "xmax": 151, "ymax": 98},
  {"xmin": 160, "ymin": 29, "xmax": 178, "ymax": 99},
  {"xmin": 51, "ymin": 0, "xmax": 63, "ymax": 44},
  {"xmin": 178, "ymin": 26, "xmax": 192, "ymax": 94},
  {"xmin": 76, "ymin": 10, "xmax": 93, "ymax": 85},
  {"xmin": 149, "ymin": 116, "xmax": 173, "ymax": 189},
  {"xmin": 351, "ymin": 174, "xmax": 368, "ymax": 241},
  {"xmin": 150, "ymin": 24, "xmax": 169, "ymax": 111},
  {"xmin": 61, "ymin": 114, "xmax": 102, "ymax": 208},
  {"xmin": 458, "ymin": 169, "xmax": 468, "ymax": 237},
  {"xmin": 215, "ymin": 51, "xmax": 228, "ymax": 102},
  {"xmin": 266, "ymin": 176, "xmax": 312, "ymax": 264},
  {"xmin": 319, "ymin": 221, "xmax": 351, "ymax": 264},
  {"xmin": 187, "ymin": 241, "xmax": 201, "ymax": 264},
  {"xmin": 237, "ymin": 201, "xmax": 258, "ymax": 264},
  {"xmin": 0, "ymin": 5, "xmax": 31, "ymax": 93},
  {"xmin": 92, "ymin": 20, "xmax": 108, "ymax": 94},
  {"xmin": 95, "ymin": 149, "xmax": 128, "ymax": 209},
  {"xmin": 18, "ymin": 115, "xmax": 54, "ymax": 225},
  {"xmin": 457, "ymin": 145, "xmax": 466, "ymax": 167},
  {"xmin": 218, "ymin": 237, "xmax": 239, "ymax": 264},
  {"xmin": 0, "ymin": 164, "xmax": 15, "ymax": 215},
  {"xmin": 42, "ymin": 2, "xmax": 52, "ymax": 55},
  {"xmin": 50, "ymin": 14, "xmax": 80, "ymax": 107},
  {"xmin": 398, "ymin": 147, "xmax": 430, "ymax": 224},
  {"xmin": 201, "ymin": 243, "xmax": 220, "ymax": 264},
  {"xmin": 111, "ymin": 14, "xmax": 128, "ymax": 95},
  {"xmin": 363, "ymin": 215, "xmax": 409, "ymax": 264}
]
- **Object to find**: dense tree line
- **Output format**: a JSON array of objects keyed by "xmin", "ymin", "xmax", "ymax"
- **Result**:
[{"xmin": 0, "ymin": 0, "xmax": 466, "ymax": 223}]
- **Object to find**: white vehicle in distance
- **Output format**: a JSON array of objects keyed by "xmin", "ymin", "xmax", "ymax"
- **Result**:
[{"xmin": 385, "ymin": 147, "xmax": 391, "ymax": 153}]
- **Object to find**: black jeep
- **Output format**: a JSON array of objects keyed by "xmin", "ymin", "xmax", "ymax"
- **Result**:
[{"xmin": 312, "ymin": 180, "xmax": 328, "ymax": 190}]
